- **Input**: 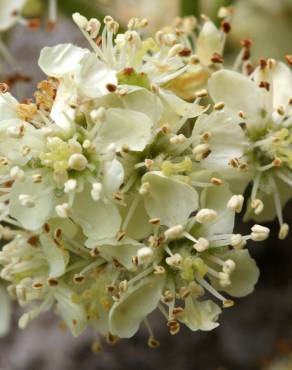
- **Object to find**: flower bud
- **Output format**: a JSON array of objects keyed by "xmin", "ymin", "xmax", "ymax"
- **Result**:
[{"xmin": 68, "ymin": 153, "xmax": 88, "ymax": 171}]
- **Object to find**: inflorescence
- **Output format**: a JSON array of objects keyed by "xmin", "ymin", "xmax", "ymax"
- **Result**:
[{"xmin": 0, "ymin": 9, "xmax": 291, "ymax": 346}]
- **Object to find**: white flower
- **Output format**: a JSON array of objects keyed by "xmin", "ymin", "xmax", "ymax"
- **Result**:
[{"xmin": 208, "ymin": 61, "xmax": 292, "ymax": 237}]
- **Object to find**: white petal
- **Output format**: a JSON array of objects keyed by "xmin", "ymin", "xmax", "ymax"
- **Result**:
[
  {"xmin": 214, "ymin": 249, "xmax": 259, "ymax": 298},
  {"xmin": 97, "ymin": 108, "xmax": 153, "ymax": 151},
  {"xmin": 98, "ymin": 237, "xmax": 144, "ymax": 271},
  {"xmin": 199, "ymin": 183, "xmax": 235, "ymax": 236},
  {"xmin": 120, "ymin": 195, "xmax": 152, "ymax": 240},
  {"xmin": 180, "ymin": 297, "xmax": 221, "ymax": 331},
  {"xmin": 0, "ymin": 93, "xmax": 18, "ymax": 120},
  {"xmin": 270, "ymin": 61, "xmax": 292, "ymax": 110},
  {"xmin": 73, "ymin": 185, "xmax": 121, "ymax": 240},
  {"xmin": 193, "ymin": 111, "xmax": 246, "ymax": 171},
  {"xmin": 160, "ymin": 89, "xmax": 206, "ymax": 118},
  {"xmin": 0, "ymin": 0, "xmax": 25, "ymax": 31},
  {"xmin": 54, "ymin": 285, "xmax": 87, "ymax": 337},
  {"xmin": 102, "ymin": 158, "xmax": 124, "ymax": 195},
  {"xmin": 38, "ymin": 44, "xmax": 88, "ymax": 78},
  {"xmin": 9, "ymin": 175, "xmax": 54, "ymax": 230},
  {"xmin": 196, "ymin": 21, "xmax": 223, "ymax": 65},
  {"xmin": 142, "ymin": 172, "xmax": 198, "ymax": 227},
  {"xmin": 208, "ymin": 70, "xmax": 264, "ymax": 119},
  {"xmin": 109, "ymin": 274, "xmax": 165, "ymax": 338},
  {"xmin": 122, "ymin": 87, "xmax": 164, "ymax": 125},
  {"xmin": 50, "ymin": 77, "xmax": 77, "ymax": 133},
  {"xmin": 75, "ymin": 53, "xmax": 117, "ymax": 98},
  {"xmin": 40, "ymin": 234, "xmax": 69, "ymax": 278},
  {"xmin": 0, "ymin": 284, "xmax": 11, "ymax": 337}
]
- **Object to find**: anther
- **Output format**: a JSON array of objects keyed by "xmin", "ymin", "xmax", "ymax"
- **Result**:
[
  {"xmin": 211, "ymin": 177, "xmax": 223, "ymax": 186},
  {"xmin": 230, "ymin": 234, "xmax": 246, "ymax": 249},
  {"xmin": 214, "ymin": 101, "xmax": 225, "ymax": 110},
  {"xmin": 195, "ymin": 209, "xmax": 217, "ymax": 223},
  {"xmin": 72, "ymin": 13, "xmax": 88, "ymax": 29},
  {"xmin": 149, "ymin": 218, "xmax": 160, "ymax": 225},
  {"xmin": 195, "ymin": 89, "xmax": 208, "ymax": 98},
  {"xmin": 285, "ymin": 55, "xmax": 292, "ymax": 65},
  {"xmin": 154, "ymin": 265, "xmax": 165, "ymax": 274},
  {"xmin": 55, "ymin": 203, "xmax": 71, "ymax": 218},
  {"xmin": 137, "ymin": 247, "xmax": 154, "ymax": 265},
  {"xmin": 251, "ymin": 199, "xmax": 264, "ymax": 215},
  {"xmin": 32, "ymin": 174, "xmax": 42, "ymax": 183},
  {"xmin": 139, "ymin": 182, "xmax": 150, "ymax": 195},
  {"xmin": 193, "ymin": 143, "xmax": 211, "ymax": 161},
  {"xmin": 211, "ymin": 53, "xmax": 224, "ymax": 64},
  {"xmin": 278, "ymin": 223, "xmax": 289, "ymax": 240},
  {"xmin": 166, "ymin": 253, "xmax": 182, "ymax": 267},
  {"xmin": 250, "ymin": 224, "xmax": 270, "ymax": 241},
  {"xmin": 164, "ymin": 225, "xmax": 184, "ymax": 240},
  {"xmin": 18, "ymin": 194, "xmax": 35, "ymax": 208},
  {"xmin": 148, "ymin": 337, "xmax": 160, "ymax": 348},
  {"xmin": 116, "ymin": 231, "xmax": 126, "ymax": 241},
  {"xmin": 227, "ymin": 195, "xmax": 244, "ymax": 213},
  {"xmin": 193, "ymin": 237, "xmax": 209, "ymax": 252}
]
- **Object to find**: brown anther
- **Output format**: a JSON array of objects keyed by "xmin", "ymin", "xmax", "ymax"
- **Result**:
[
  {"xmin": 239, "ymin": 163, "xmax": 248, "ymax": 171},
  {"xmin": 154, "ymin": 265, "xmax": 165, "ymax": 274},
  {"xmin": 214, "ymin": 101, "xmax": 225, "ymax": 110},
  {"xmin": 72, "ymin": 319, "xmax": 77, "ymax": 326},
  {"xmin": 46, "ymin": 21, "xmax": 56, "ymax": 32},
  {"xmin": 148, "ymin": 337, "xmax": 160, "ymax": 349},
  {"xmin": 211, "ymin": 53, "xmax": 224, "ymax": 64},
  {"xmin": 221, "ymin": 20, "xmax": 231, "ymax": 33},
  {"xmin": 267, "ymin": 58, "xmax": 276, "ymax": 69},
  {"xmin": 238, "ymin": 110, "xmax": 247, "ymax": 119},
  {"xmin": 106, "ymin": 83, "xmax": 117, "ymax": 93},
  {"xmin": 245, "ymin": 63, "xmax": 254, "ymax": 76},
  {"xmin": 163, "ymin": 290, "xmax": 174, "ymax": 303},
  {"xmin": 32, "ymin": 282, "xmax": 43, "ymax": 289},
  {"xmin": 47, "ymin": 277, "xmax": 59, "ymax": 286},
  {"xmin": 91, "ymin": 341, "xmax": 102, "ymax": 354},
  {"xmin": 73, "ymin": 274, "xmax": 85, "ymax": 284},
  {"xmin": 200, "ymin": 131, "xmax": 211, "ymax": 142},
  {"xmin": 169, "ymin": 321, "xmax": 180, "ymax": 335},
  {"xmin": 116, "ymin": 230, "xmax": 126, "ymax": 241},
  {"xmin": 90, "ymin": 247, "xmax": 100, "ymax": 257},
  {"xmin": 0, "ymin": 157, "xmax": 8, "ymax": 166},
  {"xmin": 112, "ymin": 258, "xmax": 123, "ymax": 268},
  {"xmin": 179, "ymin": 286, "xmax": 191, "ymax": 299},
  {"xmin": 32, "ymin": 173, "xmax": 42, "ymax": 183},
  {"xmin": 172, "ymin": 307, "xmax": 184, "ymax": 316},
  {"xmin": 272, "ymin": 158, "xmax": 282, "ymax": 167},
  {"xmin": 0, "ymin": 83, "xmax": 9, "ymax": 93},
  {"xmin": 28, "ymin": 18, "xmax": 41, "ymax": 31},
  {"xmin": 242, "ymin": 48, "xmax": 250, "ymax": 61},
  {"xmin": 123, "ymin": 67, "xmax": 135, "ymax": 75},
  {"xmin": 259, "ymin": 81, "xmax": 270, "ymax": 91},
  {"xmin": 276, "ymin": 106, "xmax": 285, "ymax": 116},
  {"xmin": 106, "ymin": 284, "xmax": 116, "ymax": 293},
  {"xmin": 285, "ymin": 55, "xmax": 292, "ymax": 65},
  {"xmin": 289, "ymin": 98, "xmax": 292, "ymax": 106},
  {"xmin": 229, "ymin": 158, "xmax": 239, "ymax": 168},
  {"xmin": 178, "ymin": 48, "xmax": 192, "ymax": 57},
  {"xmin": 119, "ymin": 280, "xmax": 128, "ymax": 293},
  {"xmin": 113, "ymin": 191, "xmax": 124, "ymax": 201},
  {"xmin": 240, "ymin": 39, "xmax": 252, "ymax": 49},
  {"xmin": 211, "ymin": 177, "xmax": 223, "ymax": 186},
  {"xmin": 149, "ymin": 218, "xmax": 160, "ymax": 225},
  {"xmin": 121, "ymin": 144, "xmax": 130, "ymax": 153},
  {"xmin": 259, "ymin": 59, "xmax": 267, "ymax": 69},
  {"xmin": 161, "ymin": 124, "xmax": 171, "ymax": 134},
  {"xmin": 132, "ymin": 255, "xmax": 139, "ymax": 266},
  {"xmin": 106, "ymin": 333, "xmax": 119, "ymax": 345},
  {"xmin": 43, "ymin": 223, "xmax": 50, "ymax": 233},
  {"xmin": 54, "ymin": 228, "xmax": 62, "ymax": 240},
  {"xmin": 27, "ymin": 235, "xmax": 39, "ymax": 247}
]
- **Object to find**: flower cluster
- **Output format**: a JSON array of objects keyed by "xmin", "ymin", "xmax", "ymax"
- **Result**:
[{"xmin": 0, "ymin": 10, "xmax": 290, "ymax": 345}]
